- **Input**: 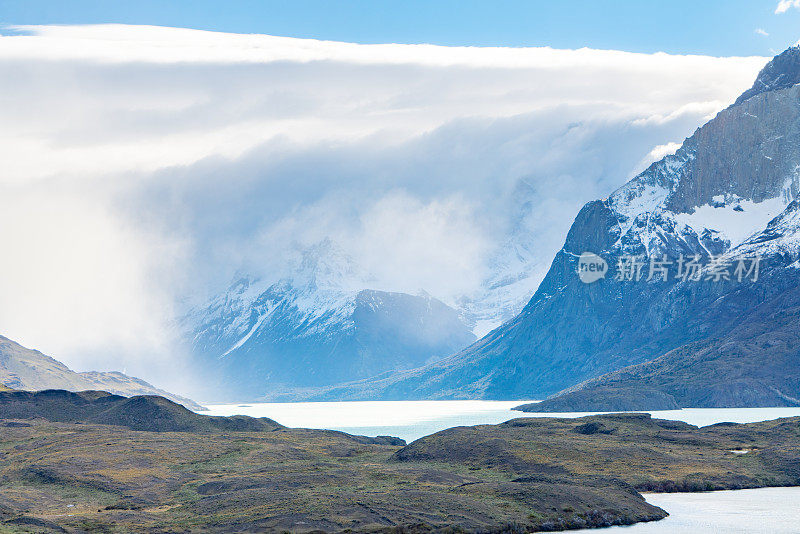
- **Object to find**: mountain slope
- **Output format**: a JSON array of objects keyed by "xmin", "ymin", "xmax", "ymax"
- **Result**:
[
  {"xmin": 519, "ymin": 202, "xmax": 800, "ymax": 411},
  {"xmin": 0, "ymin": 335, "xmax": 204, "ymax": 410},
  {"xmin": 314, "ymin": 45, "xmax": 800, "ymax": 402},
  {"xmin": 186, "ymin": 242, "xmax": 476, "ymax": 401}
]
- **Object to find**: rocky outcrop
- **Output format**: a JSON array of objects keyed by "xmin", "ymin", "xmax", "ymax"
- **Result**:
[{"xmin": 734, "ymin": 45, "xmax": 800, "ymax": 105}]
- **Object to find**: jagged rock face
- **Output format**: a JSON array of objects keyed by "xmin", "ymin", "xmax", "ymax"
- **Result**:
[
  {"xmin": 317, "ymin": 46, "xmax": 800, "ymax": 402},
  {"xmin": 666, "ymin": 86, "xmax": 800, "ymax": 212},
  {"xmin": 734, "ymin": 45, "xmax": 800, "ymax": 105}
]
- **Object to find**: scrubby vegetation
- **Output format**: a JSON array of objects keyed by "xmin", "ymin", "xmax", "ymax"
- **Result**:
[{"xmin": 1, "ymin": 394, "xmax": 799, "ymax": 532}]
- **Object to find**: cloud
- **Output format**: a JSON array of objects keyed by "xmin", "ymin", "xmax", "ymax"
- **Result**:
[
  {"xmin": 775, "ymin": 0, "xmax": 800, "ymax": 13},
  {"xmin": 0, "ymin": 24, "xmax": 767, "ymax": 390},
  {"xmin": 629, "ymin": 142, "xmax": 683, "ymax": 178},
  {"xmin": 755, "ymin": 28, "xmax": 770, "ymax": 37}
]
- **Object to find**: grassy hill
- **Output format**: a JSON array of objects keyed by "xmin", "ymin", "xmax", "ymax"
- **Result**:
[
  {"xmin": 0, "ymin": 389, "xmax": 279, "ymax": 433},
  {"xmin": 394, "ymin": 413, "xmax": 800, "ymax": 493},
  {"xmin": 1, "ymin": 393, "xmax": 800, "ymax": 532}
]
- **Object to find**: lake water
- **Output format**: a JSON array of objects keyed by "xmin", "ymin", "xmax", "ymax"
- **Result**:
[
  {"xmin": 203, "ymin": 399, "xmax": 800, "ymax": 443},
  {"xmin": 203, "ymin": 400, "xmax": 800, "ymax": 532},
  {"xmin": 204, "ymin": 399, "xmax": 531, "ymax": 442},
  {"xmin": 593, "ymin": 487, "xmax": 800, "ymax": 533}
]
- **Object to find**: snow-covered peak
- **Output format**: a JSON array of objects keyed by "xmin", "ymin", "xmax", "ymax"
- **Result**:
[
  {"xmin": 608, "ymin": 145, "xmax": 694, "ymax": 219},
  {"xmin": 293, "ymin": 238, "xmax": 371, "ymax": 294},
  {"xmin": 603, "ymin": 77, "xmax": 800, "ymax": 257}
]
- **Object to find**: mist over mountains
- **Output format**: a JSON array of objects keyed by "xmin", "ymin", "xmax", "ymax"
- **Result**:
[
  {"xmin": 0, "ymin": 25, "xmax": 765, "ymax": 390},
  {"xmin": 304, "ymin": 45, "xmax": 800, "ymax": 406},
  {"xmin": 5, "ymin": 25, "xmax": 796, "ymax": 407},
  {"xmin": 184, "ymin": 241, "xmax": 476, "ymax": 401}
]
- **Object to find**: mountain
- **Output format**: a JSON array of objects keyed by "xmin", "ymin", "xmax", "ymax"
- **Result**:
[
  {"xmin": 186, "ymin": 241, "xmax": 476, "ymax": 401},
  {"xmin": 313, "ymin": 45, "xmax": 800, "ymax": 403},
  {"xmin": 519, "ymin": 201, "xmax": 800, "ymax": 412},
  {"xmin": 0, "ymin": 335, "xmax": 204, "ymax": 410},
  {"xmin": 185, "ymin": 174, "xmax": 556, "ymax": 402}
]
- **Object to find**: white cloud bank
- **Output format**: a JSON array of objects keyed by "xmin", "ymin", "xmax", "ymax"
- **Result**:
[
  {"xmin": 0, "ymin": 24, "xmax": 767, "ymax": 390},
  {"xmin": 776, "ymin": 0, "xmax": 800, "ymax": 14}
]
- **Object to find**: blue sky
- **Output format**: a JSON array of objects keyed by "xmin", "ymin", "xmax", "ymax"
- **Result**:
[{"xmin": 1, "ymin": 0, "xmax": 799, "ymax": 56}]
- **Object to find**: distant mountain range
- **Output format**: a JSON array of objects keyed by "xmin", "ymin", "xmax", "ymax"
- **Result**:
[
  {"xmin": 0, "ymin": 335, "xmax": 204, "ymax": 410},
  {"xmin": 184, "ymin": 240, "xmax": 477, "ymax": 401},
  {"xmin": 310, "ymin": 45, "xmax": 800, "ymax": 408}
]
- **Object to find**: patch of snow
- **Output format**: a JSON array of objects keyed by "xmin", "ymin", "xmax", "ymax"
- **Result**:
[
  {"xmin": 610, "ymin": 184, "xmax": 670, "ymax": 222},
  {"xmin": 675, "ymin": 196, "xmax": 788, "ymax": 248},
  {"xmin": 729, "ymin": 202, "xmax": 800, "ymax": 260},
  {"xmin": 221, "ymin": 303, "xmax": 275, "ymax": 358},
  {"xmin": 472, "ymin": 319, "xmax": 502, "ymax": 338}
]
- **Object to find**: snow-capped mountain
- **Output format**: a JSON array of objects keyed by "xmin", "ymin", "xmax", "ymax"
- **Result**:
[
  {"xmin": 311, "ymin": 45, "xmax": 800, "ymax": 403},
  {"xmin": 185, "ymin": 240, "xmax": 475, "ymax": 401},
  {"xmin": 457, "ymin": 237, "xmax": 542, "ymax": 337},
  {"xmin": 527, "ymin": 199, "xmax": 800, "ymax": 412}
]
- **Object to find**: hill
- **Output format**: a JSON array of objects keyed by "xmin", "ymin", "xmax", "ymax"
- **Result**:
[
  {"xmin": 0, "ymin": 334, "xmax": 204, "ymax": 410},
  {"xmin": 2, "ymin": 410, "xmax": 800, "ymax": 532},
  {"xmin": 0, "ymin": 389, "xmax": 281, "ymax": 432}
]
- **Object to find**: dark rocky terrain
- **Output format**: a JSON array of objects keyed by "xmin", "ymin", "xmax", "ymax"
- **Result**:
[
  {"xmin": 515, "ymin": 386, "xmax": 682, "ymax": 413},
  {"xmin": 0, "ymin": 335, "xmax": 204, "ymax": 411},
  {"xmin": 2, "ymin": 391, "xmax": 800, "ymax": 532}
]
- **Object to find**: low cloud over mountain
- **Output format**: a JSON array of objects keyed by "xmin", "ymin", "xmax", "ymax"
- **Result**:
[{"xmin": 0, "ymin": 24, "xmax": 765, "ymax": 390}]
